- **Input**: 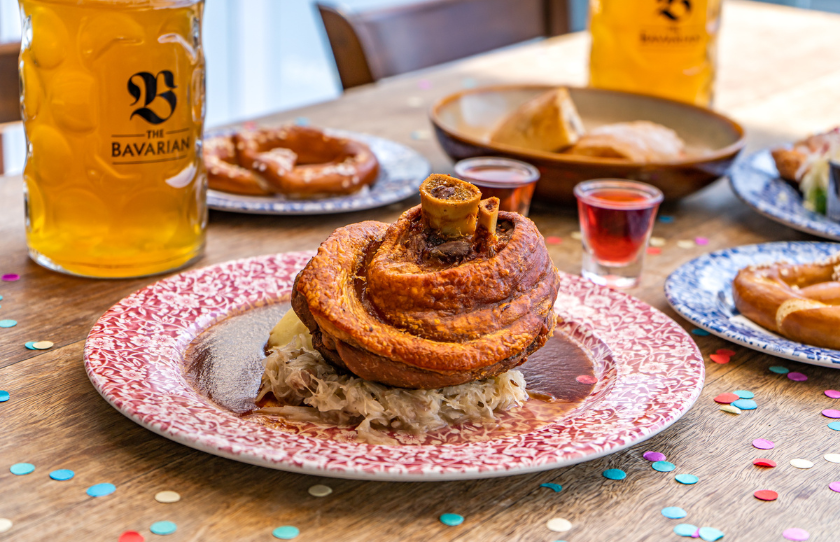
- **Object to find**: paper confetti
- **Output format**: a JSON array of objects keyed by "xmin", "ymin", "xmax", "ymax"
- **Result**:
[
  {"xmin": 308, "ymin": 485, "xmax": 332, "ymax": 497},
  {"xmin": 417, "ymin": 79, "xmax": 432, "ymax": 89},
  {"xmin": 677, "ymin": 240, "xmax": 695, "ymax": 249},
  {"xmin": 24, "ymin": 342, "xmax": 36, "ymax": 350},
  {"xmin": 410, "ymin": 129, "xmax": 431, "ymax": 140},
  {"xmin": 150, "ymin": 521, "xmax": 177, "ymax": 536},
  {"xmin": 753, "ymin": 459, "xmax": 776, "ymax": 468},
  {"xmin": 710, "ymin": 354, "xmax": 730, "ymax": 364},
  {"xmin": 155, "ymin": 491, "xmax": 181, "ymax": 503},
  {"xmin": 603, "ymin": 469, "xmax": 626, "ymax": 480},
  {"xmin": 790, "ymin": 459, "xmax": 814, "ymax": 469},
  {"xmin": 0, "ymin": 320, "xmax": 17, "ymax": 328},
  {"xmin": 32, "ymin": 341, "xmax": 53, "ymax": 350},
  {"xmin": 822, "ymin": 409, "xmax": 840, "ymax": 419},
  {"xmin": 824, "ymin": 454, "xmax": 840, "ymax": 464},
  {"xmin": 753, "ymin": 439, "xmax": 775, "ymax": 450},
  {"xmin": 720, "ymin": 405, "xmax": 741, "ymax": 415},
  {"xmin": 0, "ymin": 390, "xmax": 8, "ymax": 402},
  {"xmin": 576, "ymin": 375, "xmax": 597, "ymax": 385},
  {"xmin": 652, "ymin": 461, "xmax": 676, "ymax": 472},
  {"xmin": 439, "ymin": 513, "xmax": 464, "ymax": 526},
  {"xmin": 49, "ymin": 469, "xmax": 74, "ymax": 481},
  {"xmin": 717, "ymin": 349, "xmax": 736, "ymax": 356},
  {"xmin": 661, "ymin": 507, "xmax": 687, "ymax": 519},
  {"xmin": 829, "ymin": 481, "xmax": 840, "ymax": 493},
  {"xmin": 787, "ymin": 372, "xmax": 808, "ymax": 382},
  {"xmin": 699, "ymin": 527, "xmax": 724, "ymax": 541},
  {"xmin": 87, "ymin": 483, "xmax": 116, "ymax": 497},
  {"xmin": 570, "ymin": 231, "xmax": 582, "ymax": 240},
  {"xmin": 782, "ymin": 528, "xmax": 810, "ymax": 541},
  {"xmin": 10, "ymin": 463, "xmax": 34, "ymax": 475},
  {"xmin": 674, "ymin": 524, "xmax": 698, "ymax": 537},
  {"xmin": 643, "ymin": 451, "xmax": 666, "ymax": 462},
  {"xmin": 769, "ymin": 366, "xmax": 790, "ymax": 374},
  {"xmin": 829, "ymin": 422, "xmax": 840, "ymax": 431},
  {"xmin": 659, "ymin": 215, "xmax": 674, "ymax": 223},
  {"xmin": 691, "ymin": 328, "xmax": 710, "ymax": 336},
  {"xmin": 540, "ymin": 483, "xmax": 563, "ymax": 493},
  {"xmin": 272, "ymin": 526, "xmax": 299, "ymax": 540},
  {"xmin": 546, "ymin": 518, "xmax": 572, "ymax": 532},
  {"xmin": 119, "ymin": 532, "xmax": 144, "ymax": 542},
  {"xmin": 406, "ymin": 96, "xmax": 423, "ymax": 108},
  {"xmin": 675, "ymin": 474, "xmax": 699, "ymax": 485},
  {"xmin": 754, "ymin": 489, "xmax": 778, "ymax": 501},
  {"xmin": 714, "ymin": 393, "xmax": 739, "ymax": 404},
  {"xmin": 293, "ymin": 117, "xmax": 309, "ymax": 127},
  {"xmin": 2, "ymin": 274, "xmax": 19, "ymax": 281},
  {"xmin": 732, "ymin": 399, "xmax": 757, "ymax": 410},
  {"xmin": 545, "ymin": 236, "xmax": 563, "ymax": 245},
  {"xmin": 826, "ymin": 390, "xmax": 840, "ymax": 399},
  {"xmin": 0, "ymin": 519, "xmax": 12, "ymax": 533},
  {"xmin": 649, "ymin": 237, "xmax": 666, "ymax": 247},
  {"xmin": 734, "ymin": 390, "xmax": 754, "ymax": 399},
  {"xmin": 695, "ymin": 237, "xmax": 709, "ymax": 246},
  {"xmin": 646, "ymin": 247, "xmax": 662, "ymax": 255}
]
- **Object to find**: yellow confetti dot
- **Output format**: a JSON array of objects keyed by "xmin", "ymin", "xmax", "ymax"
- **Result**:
[
  {"xmin": 570, "ymin": 231, "xmax": 582, "ymax": 240},
  {"xmin": 649, "ymin": 237, "xmax": 666, "ymax": 247},
  {"xmin": 720, "ymin": 405, "xmax": 741, "ymax": 415},
  {"xmin": 824, "ymin": 454, "xmax": 840, "ymax": 463},
  {"xmin": 308, "ymin": 484, "xmax": 333, "ymax": 497},
  {"xmin": 546, "ymin": 518, "xmax": 572, "ymax": 532},
  {"xmin": 677, "ymin": 240, "xmax": 695, "ymax": 249},
  {"xmin": 32, "ymin": 341, "xmax": 54, "ymax": 350},
  {"xmin": 790, "ymin": 458, "xmax": 814, "ymax": 469},
  {"xmin": 154, "ymin": 490, "xmax": 181, "ymax": 503}
]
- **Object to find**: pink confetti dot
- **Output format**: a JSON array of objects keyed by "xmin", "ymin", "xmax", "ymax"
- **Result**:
[
  {"xmin": 545, "ymin": 236, "xmax": 562, "ymax": 245},
  {"xmin": 822, "ymin": 409, "xmax": 840, "ymax": 419},
  {"xmin": 787, "ymin": 372, "xmax": 808, "ymax": 381},
  {"xmin": 830, "ymin": 482, "xmax": 840, "ymax": 493},
  {"xmin": 709, "ymin": 354, "xmax": 731, "ymax": 364},
  {"xmin": 646, "ymin": 247, "xmax": 661, "ymax": 255},
  {"xmin": 576, "ymin": 375, "xmax": 597, "ymax": 385},
  {"xmin": 418, "ymin": 79, "xmax": 432, "ymax": 89},
  {"xmin": 826, "ymin": 390, "xmax": 840, "ymax": 399},
  {"xmin": 643, "ymin": 451, "xmax": 666, "ymax": 462},
  {"xmin": 1, "ymin": 274, "xmax": 19, "ymax": 281},
  {"xmin": 694, "ymin": 237, "xmax": 709, "ymax": 245},
  {"xmin": 783, "ymin": 528, "xmax": 810, "ymax": 541},
  {"xmin": 752, "ymin": 438, "xmax": 775, "ymax": 450}
]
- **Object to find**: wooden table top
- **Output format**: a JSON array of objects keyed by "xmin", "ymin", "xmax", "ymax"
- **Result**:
[{"xmin": 3, "ymin": 1, "xmax": 840, "ymax": 540}]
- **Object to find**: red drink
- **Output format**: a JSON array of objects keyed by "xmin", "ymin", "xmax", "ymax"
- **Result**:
[
  {"xmin": 454, "ymin": 157, "xmax": 540, "ymax": 216},
  {"xmin": 574, "ymin": 180, "xmax": 663, "ymax": 288}
]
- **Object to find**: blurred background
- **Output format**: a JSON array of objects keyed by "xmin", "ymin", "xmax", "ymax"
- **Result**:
[{"xmin": 0, "ymin": 0, "xmax": 836, "ymax": 175}]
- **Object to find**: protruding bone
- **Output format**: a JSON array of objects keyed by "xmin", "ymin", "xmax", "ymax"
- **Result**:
[
  {"xmin": 419, "ymin": 174, "xmax": 481, "ymax": 239},
  {"xmin": 477, "ymin": 197, "xmax": 499, "ymax": 240}
]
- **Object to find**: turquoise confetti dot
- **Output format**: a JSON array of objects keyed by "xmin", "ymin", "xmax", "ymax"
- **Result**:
[
  {"xmin": 602, "ymin": 468, "xmax": 626, "ymax": 480},
  {"xmin": 0, "ymin": 390, "xmax": 8, "ymax": 402},
  {"xmin": 675, "ymin": 474, "xmax": 699, "ymax": 485},
  {"xmin": 652, "ymin": 461, "xmax": 676, "ymax": 472},
  {"xmin": 293, "ymin": 117, "xmax": 309, "ymax": 127},
  {"xmin": 49, "ymin": 469, "xmax": 74, "ymax": 481},
  {"xmin": 440, "ymin": 513, "xmax": 464, "ymax": 526},
  {"xmin": 0, "ymin": 294, "xmax": 4, "ymax": 300},
  {"xmin": 769, "ymin": 366, "xmax": 789, "ymax": 374},
  {"xmin": 86, "ymin": 483, "xmax": 116, "ymax": 497},
  {"xmin": 699, "ymin": 527, "xmax": 724, "ymax": 541},
  {"xmin": 150, "ymin": 521, "xmax": 177, "ymax": 536},
  {"xmin": 659, "ymin": 215, "xmax": 675, "ymax": 223},
  {"xmin": 25, "ymin": 341, "xmax": 36, "ymax": 350},
  {"xmin": 691, "ymin": 328, "xmax": 710, "ymax": 336},
  {"xmin": 10, "ymin": 463, "xmax": 34, "ymax": 475},
  {"xmin": 272, "ymin": 526, "xmax": 299, "ymax": 539},
  {"xmin": 734, "ymin": 390, "xmax": 754, "ymax": 399},
  {"xmin": 829, "ymin": 421, "xmax": 840, "ymax": 431},
  {"xmin": 0, "ymin": 320, "xmax": 17, "ymax": 328},
  {"xmin": 732, "ymin": 399, "xmax": 757, "ymax": 410},
  {"xmin": 661, "ymin": 507, "xmax": 687, "ymax": 519},
  {"xmin": 674, "ymin": 524, "xmax": 698, "ymax": 537},
  {"xmin": 540, "ymin": 483, "xmax": 563, "ymax": 492}
]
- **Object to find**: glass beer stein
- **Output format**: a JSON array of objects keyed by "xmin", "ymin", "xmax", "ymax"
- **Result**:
[
  {"xmin": 589, "ymin": 0, "xmax": 722, "ymax": 107},
  {"xmin": 19, "ymin": 0, "xmax": 207, "ymax": 278}
]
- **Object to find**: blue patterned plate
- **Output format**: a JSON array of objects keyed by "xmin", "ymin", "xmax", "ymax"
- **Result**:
[
  {"xmin": 665, "ymin": 241, "xmax": 840, "ymax": 367},
  {"xmin": 730, "ymin": 149, "xmax": 840, "ymax": 241},
  {"xmin": 206, "ymin": 129, "xmax": 430, "ymax": 215}
]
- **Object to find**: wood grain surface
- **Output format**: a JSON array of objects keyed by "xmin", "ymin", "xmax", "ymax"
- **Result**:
[{"xmin": 2, "ymin": 2, "xmax": 840, "ymax": 540}]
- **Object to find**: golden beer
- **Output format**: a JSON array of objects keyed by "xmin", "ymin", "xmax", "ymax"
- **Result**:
[
  {"xmin": 19, "ymin": 0, "xmax": 206, "ymax": 278},
  {"xmin": 588, "ymin": 0, "xmax": 722, "ymax": 107}
]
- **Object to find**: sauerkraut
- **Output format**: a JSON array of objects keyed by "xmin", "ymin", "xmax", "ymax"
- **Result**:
[{"xmin": 256, "ymin": 334, "xmax": 529, "ymax": 445}]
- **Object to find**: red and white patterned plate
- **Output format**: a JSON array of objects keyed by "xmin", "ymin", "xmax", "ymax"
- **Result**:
[{"xmin": 84, "ymin": 252, "xmax": 704, "ymax": 481}]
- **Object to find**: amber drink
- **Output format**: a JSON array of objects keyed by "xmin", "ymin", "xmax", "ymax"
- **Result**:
[{"xmin": 19, "ymin": 0, "xmax": 206, "ymax": 278}]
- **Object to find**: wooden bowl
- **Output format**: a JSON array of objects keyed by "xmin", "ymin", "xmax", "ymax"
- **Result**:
[{"xmin": 430, "ymin": 85, "xmax": 746, "ymax": 203}]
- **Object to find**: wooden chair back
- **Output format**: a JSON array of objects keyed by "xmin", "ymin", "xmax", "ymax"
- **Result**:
[
  {"xmin": 0, "ymin": 41, "xmax": 21, "ymax": 174},
  {"xmin": 317, "ymin": 0, "xmax": 570, "ymax": 90}
]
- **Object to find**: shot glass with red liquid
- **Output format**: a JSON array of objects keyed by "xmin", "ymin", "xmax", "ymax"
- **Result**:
[
  {"xmin": 574, "ymin": 179, "xmax": 663, "ymax": 288},
  {"xmin": 454, "ymin": 157, "xmax": 540, "ymax": 216}
]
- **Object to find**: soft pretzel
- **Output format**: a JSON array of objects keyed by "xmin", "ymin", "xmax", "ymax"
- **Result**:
[
  {"xmin": 733, "ymin": 253, "xmax": 840, "ymax": 349},
  {"xmin": 204, "ymin": 135, "xmax": 273, "ymax": 196}
]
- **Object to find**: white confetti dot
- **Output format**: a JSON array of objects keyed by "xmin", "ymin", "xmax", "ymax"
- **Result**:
[
  {"xmin": 824, "ymin": 454, "xmax": 840, "ymax": 464},
  {"xmin": 0, "ymin": 519, "xmax": 12, "ymax": 533},
  {"xmin": 649, "ymin": 237, "xmax": 666, "ymax": 247},
  {"xmin": 677, "ymin": 240, "xmax": 695, "ymax": 249},
  {"xmin": 719, "ymin": 405, "xmax": 741, "ymax": 415},
  {"xmin": 155, "ymin": 490, "xmax": 181, "ymax": 503},
  {"xmin": 570, "ymin": 231, "xmax": 582, "ymax": 240},
  {"xmin": 790, "ymin": 458, "xmax": 814, "ymax": 469},
  {"xmin": 308, "ymin": 484, "xmax": 333, "ymax": 497},
  {"xmin": 546, "ymin": 518, "xmax": 572, "ymax": 532}
]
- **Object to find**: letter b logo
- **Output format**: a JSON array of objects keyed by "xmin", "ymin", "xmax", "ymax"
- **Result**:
[{"xmin": 128, "ymin": 71, "xmax": 177, "ymax": 124}]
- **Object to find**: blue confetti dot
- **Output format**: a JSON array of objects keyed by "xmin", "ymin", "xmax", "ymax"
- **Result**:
[
  {"xmin": 86, "ymin": 483, "xmax": 116, "ymax": 497},
  {"xmin": 462, "ymin": 77, "xmax": 477, "ymax": 89},
  {"xmin": 150, "ymin": 521, "xmax": 177, "ymax": 536},
  {"xmin": 602, "ymin": 468, "xmax": 626, "ymax": 480},
  {"xmin": 652, "ymin": 461, "xmax": 676, "ymax": 472},
  {"xmin": 769, "ymin": 366, "xmax": 789, "ymax": 374},
  {"xmin": 732, "ymin": 399, "xmax": 757, "ymax": 410},
  {"xmin": 0, "ymin": 294, "xmax": 4, "ymax": 300},
  {"xmin": 24, "ymin": 341, "xmax": 36, "ymax": 350},
  {"xmin": 540, "ymin": 483, "xmax": 563, "ymax": 492},
  {"xmin": 674, "ymin": 524, "xmax": 698, "ymax": 537},
  {"xmin": 659, "ymin": 215, "xmax": 675, "ymax": 223},
  {"xmin": 699, "ymin": 527, "xmax": 724, "ymax": 541},
  {"xmin": 675, "ymin": 474, "xmax": 699, "ymax": 485},
  {"xmin": 49, "ymin": 469, "xmax": 74, "ymax": 481},
  {"xmin": 440, "ymin": 513, "xmax": 464, "ymax": 526},
  {"xmin": 734, "ymin": 390, "xmax": 754, "ymax": 399},
  {"xmin": 0, "ymin": 319, "xmax": 17, "ymax": 328},
  {"xmin": 0, "ymin": 390, "xmax": 8, "ymax": 402},
  {"xmin": 10, "ymin": 463, "xmax": 34, "ymax": 475},
  {"xmin": 293, "ymin": 117, "xmax": 309, "ymax": 127},
  {"xmin": 691, "ymin": 328, "xmax": 710, "ymax": 336},
  {"xmin": 272, "ymin": 526, "xmax": 299, "ymax": 539},
  {"xmin": 661, "ymin": 507, "xmax": 687, "ymax": 519},
  {"xmin": 829, "ymin": 421, "xmax": 840, "ymax": 431}
]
